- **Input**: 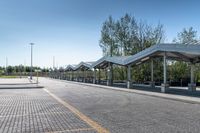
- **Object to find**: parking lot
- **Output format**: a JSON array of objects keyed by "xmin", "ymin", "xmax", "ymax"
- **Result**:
[
  {"xmin": 1, "ymin": 78, "xmax": 200, "ymax": 133},
  {"xmin": 0, "ymin": 78, "xmax": 100, "ymax": 133}
]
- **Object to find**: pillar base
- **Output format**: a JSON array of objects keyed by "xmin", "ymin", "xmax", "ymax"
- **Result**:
[
  {"xmin": 188, "ymin": 83, "xmax": 196, "ymax": 91},
  {"xmin": 150, "ymin": 81, "xmax": 155, "ymax": 88},
  {"xmin": 127, "ymin": 81, "xmax": 132, "ymax": 89},
  {"xmin": 107, "ymin": 80, "xmax": 113, "ymax": 86},
  {"xmin": 161, "ymin": 83, "xmax": 169, "ymax": 93},
  {"xmin": 93, "ymin": 79, "xmax": 96, "ymax": 84}
]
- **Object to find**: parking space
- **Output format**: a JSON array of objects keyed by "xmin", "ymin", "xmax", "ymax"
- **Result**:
[{"xmin": 0, "ymin": 79, "xmax": 99, "ymax": 133}]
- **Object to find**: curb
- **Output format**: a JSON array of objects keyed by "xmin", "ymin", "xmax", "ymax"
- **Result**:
[{"xmin": 0, "ymin": 86, "xmax": 44, "ymax": 89}]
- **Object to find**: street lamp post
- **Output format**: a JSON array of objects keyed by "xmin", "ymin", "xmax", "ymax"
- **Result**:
[
  {"xmin": 6, "ymin": 57, "xmax": 8, "ymax": 75},
  {"xmin": 30, "ymin": 43, "xmax": 34, "ymax": 80}
]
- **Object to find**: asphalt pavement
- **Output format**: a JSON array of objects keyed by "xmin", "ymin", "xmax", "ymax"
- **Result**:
[
  {"xmin": 1, "ymin": 77, "xmax": 200, "ymax": 133},
  {"xmin": 40, "ymin": 78, "xmax": 200, "ymax": 133}
]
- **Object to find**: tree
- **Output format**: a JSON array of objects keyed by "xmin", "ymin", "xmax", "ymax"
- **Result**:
[
  {"xmin": 137, "ymin": 22, "xmax": 164, "ymax": 52},
  {"xmin": 169, "ymin": 61, "xmax": 189, "ymax": 81},
  {"xmin": 115, "ymin": 13, "xmax": 139, "ymax": 56},
  {"xmin": 7, "ymin": 66, "xmax": 14, "ymax": 74},
  {"xmin": 173, "ymin": 27, "xmax": 198, "ymax": 44},
  {"xmin": 99, "ymin": 16, "xmax": 118, "ymax": 57},
  {"xmin": 100, "ymin": 14, "xmax": 165, "ymax": 57},
  {"xmin": 171, "ymin": 27, "xmax": 200, "ymax": 84},
  {"xmin": 99, "ymin": 14, "xmax": 165, "ymax": 82}
]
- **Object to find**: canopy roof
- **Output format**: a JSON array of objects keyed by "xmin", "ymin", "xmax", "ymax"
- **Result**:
[
  {"xmin": 66, "ymin": 43, "xmax": 200, "ymax": 70},
  {"xmin": 124, "ymin": 43, "xmax": 200, "ymax": 65},
  {"xmin": 65, "ymin": 65, "xmax": 77, "ymax": 71},
  {"xmin": 74, "ymin": 61, "xmax": 94, "ymax": 70},
  {"xmin": 92, "ymin": 56, "xmax": 131, "ymax": 68}
]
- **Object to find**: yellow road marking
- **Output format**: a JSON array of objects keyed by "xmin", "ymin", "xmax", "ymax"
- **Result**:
[
  {"xmin": 43, "ymin": 88, "xmax": 109, "ymax": 133},
  {"xmin": 46, "ymin": 127, "xmax": 94, "ymax": 133}
]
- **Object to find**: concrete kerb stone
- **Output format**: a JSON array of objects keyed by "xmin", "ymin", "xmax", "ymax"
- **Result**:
[
  {"xmin": 53, "ymin": 79, "xmax": 200, "ymax": 105},
  {"xmin": 188, "ymin": 83, "xmax": 196, "ymax": 91},
  {"xmin": 0, "ymin": 86, "xmax": 44, "ymax": 89},
  {"xmin": 0, "ymin": 78, "xmax": 44, "ymax": 89}
]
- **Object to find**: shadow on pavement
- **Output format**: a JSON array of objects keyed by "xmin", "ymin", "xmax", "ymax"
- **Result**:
[
  {"xmin": 96, "ymin": 81, "xmax": 200, "ymax": 98},
  {"xmin": 0, "ymin": 83, "xmax": 44, "ymax": 89},
  {"xmin": 0, "ymin": 83, "xmax": 38, "ymax": 85}
]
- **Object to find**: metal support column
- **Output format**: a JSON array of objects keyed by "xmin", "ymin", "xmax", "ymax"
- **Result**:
[
  {"xmin": 107, "ymin": 62, "xmax": 113, "ymax": 86},
  {"xmin": 72, "ymin": 71, "xmax": 74, "ymax": 81},
  {"xmin": 93, "ymin": 69, "xmax": 96, "ymax": 84},
  {"xmin": 69, "ymin": 71, "xmax": 72, "ymax": 81},
  {"xmin": 127, "ymin": 65, "xmax": 132, "ymax": 89},
  {"xmin": 161, "ymin": 52, "xmax": 169, "ymax": 93},
  {"xmin": 83, "ymin": 70, "xmax": 86, "ymax": 83},
  {"xmin": 150, "ymin": 59, "xmax": 155, "ymax": 88},
  {"xmin": 98, "ymin": 68, "xmax": 101, "ymax": 84},
  {"xmin": 188, "ymin": 63, "xmax": 196, "ymax": 91},
  {"xmin": 77, "ymin": 70, "xmax": 80, "ymax": 82},
  {"xmin": 76, "ymin": 71, "xmax": 78, "ymax": 81},
  {"xmin": 68, "ymin": 71, "xmax": 70, "ymax": 80}
]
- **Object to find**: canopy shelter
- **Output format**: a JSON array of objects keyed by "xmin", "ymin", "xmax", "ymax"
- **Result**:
[
  {"xmin": 124, "ymin": 43, "xmax": 200, "ymax": 65},
  {"xmin": 92, "ymin": 56, "xmax": 131, "ymax": 86},
  {"xmin": 123, "ymin": 43, "xmax": 200, "ymax": 92},
  {"xmin": 72, "ymin": 61, "xmax": 94, "ymax": 83},
  {"xmin": 92, "ymin": 56, "xmax": 131, "ymax": 68},
  {"xmin": 65, "ymin": 65, "xmax": 77, "ymax": 80},
  {"xmin": 74, "ymin": 61, "xmax": 94, "ymax": 70},
  {"xmin": 66, "ymin": 65, "xmax": 76, "ymax": 71},
  {"xmin": 64, "ymin": 43, "xmax": 200, "ymax": 93}
]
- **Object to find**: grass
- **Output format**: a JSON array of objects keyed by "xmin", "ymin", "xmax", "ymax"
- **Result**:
[{"xmin": 0, "ymin": 75, "xmax": 17, "ymax": 78}]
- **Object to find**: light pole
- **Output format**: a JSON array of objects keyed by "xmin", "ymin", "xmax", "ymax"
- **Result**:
[
  {"xmin": 30, "ymin": 43, "xmax": 34, "ymax": 80},
  {"xmin": 6, "ymin": 57, "xmax": 8, "ymax": 75},
  {"xmin": 53, "ymin": 56, "xmax": 55, "ymax": 69}
]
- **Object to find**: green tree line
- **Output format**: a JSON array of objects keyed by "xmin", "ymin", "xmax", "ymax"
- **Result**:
[
  {"xmin": 0, "ymin": 65, "xmax": 49, "ymax": 76},
  {"xmin": 99, "ymin": 14, "xmax": 200, "ymax": 85}
]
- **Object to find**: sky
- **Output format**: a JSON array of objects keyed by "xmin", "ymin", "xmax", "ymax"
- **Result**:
[{"xmin": 0, "ymin": 0, "xmax": 200, "ymax": 68}]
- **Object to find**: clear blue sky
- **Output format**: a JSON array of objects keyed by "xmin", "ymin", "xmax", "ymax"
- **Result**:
[{"xmin": 0, "ymin": 0, "xmax": 199, "ymax": 68}]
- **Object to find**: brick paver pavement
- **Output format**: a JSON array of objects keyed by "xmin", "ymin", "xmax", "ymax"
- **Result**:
[{"xmin": 0, "ymin": 88, "xmax": 96, "ymax": 133}]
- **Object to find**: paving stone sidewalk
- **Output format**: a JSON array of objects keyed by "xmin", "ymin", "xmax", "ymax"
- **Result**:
[{"xmin": 0, "ymin": 80, "xmax": 97, "ymax": 133}]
